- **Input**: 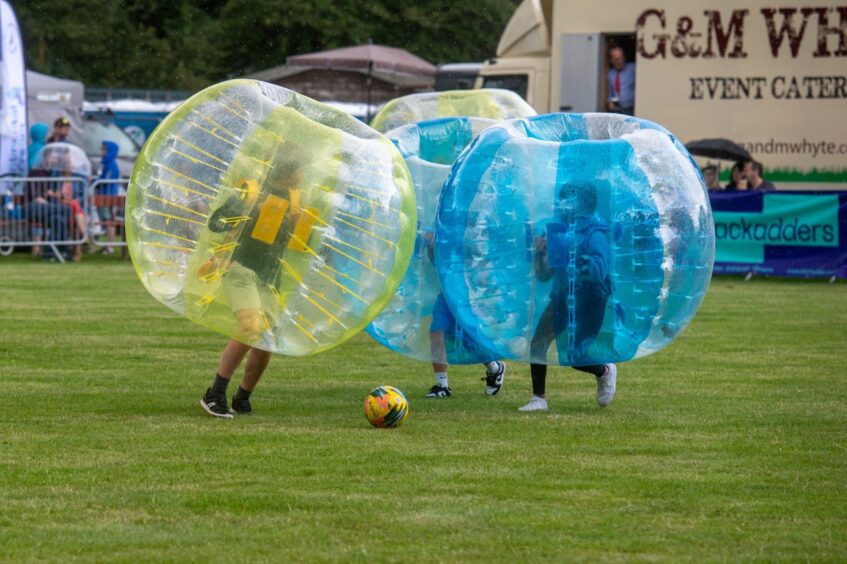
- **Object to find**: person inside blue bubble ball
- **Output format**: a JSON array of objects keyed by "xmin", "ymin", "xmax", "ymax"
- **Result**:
[
  {"xmin": 421, "ymin": 230, "xmax": 506, "ymax": 399},
  {"xmin": 519, "ymin": 184, "xmax": 618, "ymax": 412}
]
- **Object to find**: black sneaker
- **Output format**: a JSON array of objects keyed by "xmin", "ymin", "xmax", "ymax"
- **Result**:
[
  {"xmin": 200, "ymin": 387, "xmax": 233, "ymax": 418},
  {"xmin": 425, "ymin": 385, "xmax": 452, "ymax": 398},
  {"xmin": 483, "ymin": 361, "xmax": 506, "ymax": 396},
  {"xmin": 231, "ymin": 394, "xmax": 252, "ymax": 415}
]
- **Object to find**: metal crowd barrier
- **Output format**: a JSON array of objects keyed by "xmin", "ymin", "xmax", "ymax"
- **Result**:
[
  {"xmin": 0, "ymin": 176, "xmax": 130, "ymax": 261},
  {"xmin": 0, "ymin": 176, "xmax": 91, "ymax": 262},
  {"xmin": 88, "ymin": 179, "xmax": 129, "ymax": 251}
]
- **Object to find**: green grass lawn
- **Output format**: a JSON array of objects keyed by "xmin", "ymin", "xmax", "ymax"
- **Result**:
[{"xmin": 1, "ymin": 256, "xmax": 845, "ymax": 562}]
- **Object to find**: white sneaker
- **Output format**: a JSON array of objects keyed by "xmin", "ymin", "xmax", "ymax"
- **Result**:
[
  {"xmin": 518, "ymin": 396, "xmax": 548, "ymax": 412},
  {"xmin": 596, "ymin": 364, "xmax": 617, "ymax": 407}
]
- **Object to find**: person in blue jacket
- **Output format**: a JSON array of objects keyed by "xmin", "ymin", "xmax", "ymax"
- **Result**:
[
  {"xmin": 28, "ymin": 123, "xmax": 49, "ymax": 170},
  {"xmin": 95, "ymin": 141, "xmax": 121, "ymax": 252},
  {"xmin": 519, "ymin": 185, "xmax": 618, "ymax": 412}
]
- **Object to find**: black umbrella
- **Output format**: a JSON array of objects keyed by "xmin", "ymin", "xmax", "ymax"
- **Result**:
[{"xmin": 685, "ymin": 138, "xmax": 751, "ymax": 162}]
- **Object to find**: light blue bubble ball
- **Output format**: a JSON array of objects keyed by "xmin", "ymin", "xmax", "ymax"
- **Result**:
[{"xmin": 435, "ymin": 113, "xmax": 715, "ymax": 366}]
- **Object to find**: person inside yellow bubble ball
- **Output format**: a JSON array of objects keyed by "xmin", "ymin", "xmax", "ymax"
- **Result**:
[{"xmin": 199, "ymin": 151, "xmax": 306, "ymax": 418}]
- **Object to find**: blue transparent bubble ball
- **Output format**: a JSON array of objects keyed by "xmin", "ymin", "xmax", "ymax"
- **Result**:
[
  {"xmin": 435, "ymin": 113, "xmax": 715, "ymax": 366},
  {"xmin": 367, "ymin": 117, "xmax": 499, "ymax": 363}
]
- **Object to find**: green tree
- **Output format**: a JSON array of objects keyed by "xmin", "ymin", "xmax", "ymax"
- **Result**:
[{"xmin": 14, "ymin": 0, "xmax": 519, "ymax": 90}]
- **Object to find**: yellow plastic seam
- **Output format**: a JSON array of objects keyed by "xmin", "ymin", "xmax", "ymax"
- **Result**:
[
  {"xmin": 322, "ymin": 241, "xmax": 385, "ymax": 278},
  {"xmin": 333, "ymin": 215, "xmax": 395, "ymax": 248},
  {"xmin": 172, "ymin": 135, "xmax": 229, "ymax": 165},
  {"xmin": 289, "ymin": 316, "xmax": 319, "ymax": 343},
  {"xmin": 139, "ymin": 241, "xmax": 193, "ymax": 253},
  {"xmin": 196, "ymin": 112, "xmax": 240, "ymax": 141},
  {"xmin": 170, "ymin": 148, "xmax": 227, "ymax": 173},
  {"xmin": 210, "ymin": 242, "xmax": 239, "ymax": 254},
  {"xmin": 313, "ymin": 267, "xmax": 367, "ymax": 304},
  {"xmin": 323, "ymin": 235, "xmax": 379, "ymax": 258},
  {"xmin": 148, "ymin": 194, "xmax": 209, "ymax": 217},
  {"xmin": 196, "ymin": 294, "xmax": 216, "ymax": 306},
  {"xmin": 301, "ymin": 292, "xmax": 347, "ymax": 328},
  {"xmin": 336, "ymin": 210, "xmax": 392, "ymax": 229},
  {"xmin": 279, "ymin": 258, "xmax": 303, "ymax": 284},
  {"xmin": 152, "ymin": 178, "xmax": 216, "ymax": 200},
  {"xmin": 147, "ymin": 210, "xmax": 206, "ymax": 227},
  {"xmin": 268, "ymin": 285, "xmax": 287, "ymax": 308},
  {"xmin": 220, "ymin": 215, "xmax": 251, "ymax": 227},
  {"xmin": 186, "ymin": 120, "xmax": 239, "ymax": 148},
  {"xmin": 141, "ymin": 226, "xmax": 197, "ymax": 245}
]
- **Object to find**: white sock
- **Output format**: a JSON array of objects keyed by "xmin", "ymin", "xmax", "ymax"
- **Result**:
[
  {"xmin": 435, "ymin": 372, "xmax": 449, "ymax": 388},
  {"xmin": 484, "ymin": 361, "xmax": 500, "ymax": 373}
]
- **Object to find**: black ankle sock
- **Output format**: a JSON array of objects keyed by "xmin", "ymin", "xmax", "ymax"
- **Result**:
[
  {"xmin": 573, "ymin": 364, "xmax": 607, "ymax": 378},
  {"xmin": 211, "ymin": 374, "xmax": 230, "ymax": 395},
  {"xmin": 234, "ymin": 386, "xmax": 252, "ymax": 400}
]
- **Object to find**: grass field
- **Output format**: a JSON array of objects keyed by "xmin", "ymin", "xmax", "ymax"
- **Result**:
[{"xmin": 1, "ymin": 256, "xmax": 845, "ymax": 562}]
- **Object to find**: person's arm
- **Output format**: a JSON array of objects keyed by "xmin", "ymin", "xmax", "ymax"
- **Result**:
[
  {"xmin": 208, "ymin": 196, "xmax": 244, "ymax": 232},
  {"xmin": 534, "ymin": 236, "xmax": 554, "ymax": 282},
  {"xmin": 607, "ymin": 69, "xmax": 614, "ymax": 102},
  {"xmin": 578, "ymin": 231, "xmax": 610, "ymax": 284}
]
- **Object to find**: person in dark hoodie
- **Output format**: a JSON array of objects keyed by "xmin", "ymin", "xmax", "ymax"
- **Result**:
[
  {"xmin": 519, "ymin": 185, "xmax": 618, "ymax": 412},
  {"xmin": 28, "ymin": 123, "xmax": 49, "ymax": 170},
  {"xmin": 95, "ymin": 141, "xmax": 122, "ymax": 252}
]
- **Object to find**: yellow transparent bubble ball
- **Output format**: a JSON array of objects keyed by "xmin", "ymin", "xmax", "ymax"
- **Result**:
[
  {"xmin": 126, "ymin": 80, "xmax": 416, "ymax": 355},
  {"xmin": 370, "ymin": 88, "xmax": 537, "ymax": 133}
]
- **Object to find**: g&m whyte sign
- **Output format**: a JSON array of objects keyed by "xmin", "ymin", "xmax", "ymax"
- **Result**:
[{"xmin": 635, "ymin": 6, "xmax": 847, "ymax": 100}]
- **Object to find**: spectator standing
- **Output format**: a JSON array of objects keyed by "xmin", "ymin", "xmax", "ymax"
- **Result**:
[
  {"xmin": 25, "ymin": 148, "xmax": 69, "ymax": 259},
  {"xmin": 95, "ymin": 141, "xmax": 121, "ymax": 253},
  {"xmin": 702, "ymin": 164, "xmax": 721, "ymax": 190},
  {"xmin": 745, "ymin": 161, "xmax": 776, "ymax": 191},
  {"xmin": 606, "ymin": 46, "xmax": 635, "ymax": 115},
  {"xmin": 28, "ymin": 123, "xmax": 48, "ymax": 170},
  {"xmin": 46, "ymin": 116, "xmax": 71, "ymax": 144},
  {"xmin": 725, "ymin": 161, "xmax": 749, "ymax": 191}
]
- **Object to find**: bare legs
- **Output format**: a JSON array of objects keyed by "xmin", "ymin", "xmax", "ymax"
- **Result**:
[{"xmin": 217, "ymin": 338, "xmax": 272, "ymax": 392}]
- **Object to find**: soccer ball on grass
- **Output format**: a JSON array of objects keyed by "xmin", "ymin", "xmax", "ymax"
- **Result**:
[{"xmin": 364, "ymin": 386, "xmax": 409, "ymax": 428}]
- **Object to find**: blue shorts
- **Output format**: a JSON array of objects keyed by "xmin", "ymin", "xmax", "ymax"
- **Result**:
[{"xmin": 430, "ymin": 293, "xmax": 457, "ymax": 333}]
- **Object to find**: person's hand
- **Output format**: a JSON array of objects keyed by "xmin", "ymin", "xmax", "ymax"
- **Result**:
[
  {"xmin": 577, "ymin": 254, "xmax": 591, "ymax": 274},
  {"xmin": 421, "ymin": 231, "xmax": 435, "ymax": 249}
]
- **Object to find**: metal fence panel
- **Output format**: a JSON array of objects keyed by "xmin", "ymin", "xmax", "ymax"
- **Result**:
[
  {"xmin": 0, "ymin": 176, "xmax": 90, "ymax": 261},
  {"xmin": 88, "ymin": 179, "xmax": 129, "ymax": 249}
]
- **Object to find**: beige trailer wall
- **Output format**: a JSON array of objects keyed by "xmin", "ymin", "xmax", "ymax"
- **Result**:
[{"xmin": 551, "ymin": 0, "xmax": 847, "ymax": 187}]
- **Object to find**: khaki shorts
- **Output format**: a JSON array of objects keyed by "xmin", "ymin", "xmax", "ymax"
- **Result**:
[{"xmin": 222, "ymin": 262, "xmax": 271, "ymax": 313}]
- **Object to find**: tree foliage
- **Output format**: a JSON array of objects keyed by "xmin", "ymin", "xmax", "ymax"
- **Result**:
[{"xmin": 14, "ymin": 0, "xmax": 519, "ymax": 90}]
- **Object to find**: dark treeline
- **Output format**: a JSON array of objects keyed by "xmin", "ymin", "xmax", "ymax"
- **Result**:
[{"xmin": 15, "ymin": 0, "xmax": 519, "ymax": 90}]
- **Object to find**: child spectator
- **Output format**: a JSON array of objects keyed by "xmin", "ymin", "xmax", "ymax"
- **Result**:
[
  {"xmin": 95, "ymin": 141, "xmax": 121, "ymax": 253},
  {"xmin": 28, "ymin": 123, "xmax": 48, "ymax": 170}
]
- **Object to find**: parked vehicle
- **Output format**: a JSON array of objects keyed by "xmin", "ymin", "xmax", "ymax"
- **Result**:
[
  {"xmin": 435, "ymin": 63, "xmax": 482, "ymax": 91},
  {"xmin": 477, "ymin": 0, "xmax": 847, "ymax": 190}
]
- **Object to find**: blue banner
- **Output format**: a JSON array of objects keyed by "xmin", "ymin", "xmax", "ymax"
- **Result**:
[{"xmin": 709, "ymin": 190, "xmax": 847, "ymax": 279}]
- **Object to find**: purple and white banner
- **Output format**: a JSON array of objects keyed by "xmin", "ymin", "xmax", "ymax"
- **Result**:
[{"xmin": 0, "ymin": 0, "xmax": 27, "ymax": 179}]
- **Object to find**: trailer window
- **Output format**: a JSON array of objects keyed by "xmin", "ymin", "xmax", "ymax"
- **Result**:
[{"xmin": 481, "ymin": 75, "xmax": 528, "ymax": 100}]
